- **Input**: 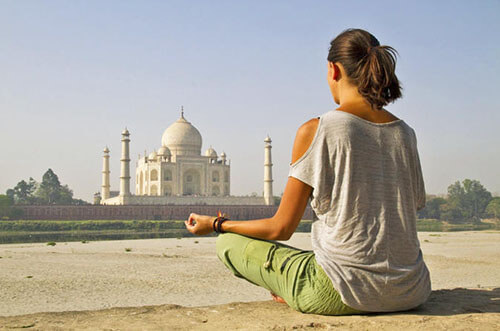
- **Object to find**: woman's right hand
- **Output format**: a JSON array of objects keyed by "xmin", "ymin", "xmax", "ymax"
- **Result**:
[{"xmin": 184, "ymin": 213, "xmax": 216, "ymax": 236}]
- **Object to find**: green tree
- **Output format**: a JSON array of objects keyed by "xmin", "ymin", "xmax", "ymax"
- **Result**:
[
  {"xmin": 59, "ymin": 185, "xmax": 75, "ymax": 204},
  {"xmin": 73, "ymin": 198, "xmax": 90, "ymax": 205},
  {"xmin": 463, "ymin": 179, "xmax": 492, "ymax": 221},
  {"xmin": 6, "ymin": 169, "xmax": 89, "ymax": 205},
  {"xmin": 0, "ymin": 194, "xmax": 12, "ymax": 218},
  {"xmin": 486, "ymin": 197, "xmax": 500, "ymax": 219},
  {"xmin": 35, "ymin": 169, "xmax": 66, "ymax": 204},
  {"xmin": 442, "ymin": 179, "xmax": 492, "ymax": 223},
  {"xmin": 0, "ymin": 194, "xmax": 23, "ymax": 219},
  {"xmin": 6, "ymin": 178, "xmax": 37, "ymax": 204},
  {"xmin": 441, "ymin": 181, "xmax": 466, "ymax": 223},
  {"xmin": 417, "ymin": 196, "xmax": 446, "ymax": 219}
]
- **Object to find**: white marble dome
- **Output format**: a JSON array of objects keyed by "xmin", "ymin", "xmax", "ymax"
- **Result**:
[
  {"xmin": 148, "ymin": 151, "xmax": 158, "ymax": 161},
  {"xmin": 205, "ymin": 146, "xmax": 217, "ymax": 158},
  {"xmin": 161, "ymin": 112, "xmax": 202, "ymax": 156},
  {"xmin": 157, "ymin": 146, "xmax": 171, "ymax": 157}
]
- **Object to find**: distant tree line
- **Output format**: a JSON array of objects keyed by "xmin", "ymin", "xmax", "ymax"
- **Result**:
[
  {"xmin": 0, "ymin": 195, "xmax": 23, "ymax": 219},
  {"xmin": 418, "ymin": 179, "xmax": 500, "ymax": 223},
  {"xmin": 1, "ymin": 169, "xmax": 89, "ymax": 218},
  {"xmin": 2, "ymin": 172, "xmax": 499, "ymax": 224},
  {"xmin": 1, "ymin": 169, "xmax": 90, "ymax": 219}
]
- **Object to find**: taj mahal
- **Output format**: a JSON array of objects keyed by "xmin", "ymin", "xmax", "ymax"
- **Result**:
[{"xmin": 98, "ymin": 108, "xmax": 274, "ymax": 206}]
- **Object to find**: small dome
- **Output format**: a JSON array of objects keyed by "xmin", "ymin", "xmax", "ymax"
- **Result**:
[
  {"xmin": 122, "ymin": 128, "xmax": 130, "ymax": 136},
  {"xmin": 264, "ymin": 135, "xmax": 271, "ymax": 143},
  {"xmin": 161, "ymin": 110, "xmax": 202, "ymax": 156},
  {"xmin": 205, "ymin": 146, "xmax": 217, "ymax": 158},
  {"xmin": 103, "ymin": 146, "xmax": 110, "ymax": 153},
  {"xmin": 220, "ymin": 151, "xmax": 226, "ymax": 158},
  {"xmin": 157, "ymin": 146, "xmax": 171, "ymax": 156},
  {"xmin": 148, "ymin": 151, "xmax": 158, "ymax": 161}
]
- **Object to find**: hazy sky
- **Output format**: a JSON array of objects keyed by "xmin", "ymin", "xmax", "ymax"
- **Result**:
[{"xmin": 1, "ymin": 0, "xmax": 499, "ymax": 201}]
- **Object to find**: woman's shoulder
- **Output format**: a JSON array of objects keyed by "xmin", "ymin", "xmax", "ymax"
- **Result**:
[
  {"xmin": 297, "ymin": 117, "xmax": 320, "ymax": 135},
  {"xmin": 291, "ymin": 117, "xmax": 320, "ymax": 164}
]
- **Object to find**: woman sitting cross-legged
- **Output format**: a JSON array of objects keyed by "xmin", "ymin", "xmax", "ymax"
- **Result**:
[{"xmin": 185, "ymin": 28, "xmax": 431, "ymax": 315}]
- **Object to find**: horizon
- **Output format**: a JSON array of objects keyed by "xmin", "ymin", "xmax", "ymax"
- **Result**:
[{"xmin": 1, "ymin": 1, "xmax": 499, "ymax": 200}]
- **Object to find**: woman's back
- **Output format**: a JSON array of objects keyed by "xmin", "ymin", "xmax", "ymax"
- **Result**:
[{"xmin": 289, "ymin": 110, "xmax": 431, "ymax": 312}]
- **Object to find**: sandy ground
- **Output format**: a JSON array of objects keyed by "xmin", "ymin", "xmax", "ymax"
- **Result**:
[{"xmin": 0, "ymin": 231, "xmax": 499, "ymax": 330}]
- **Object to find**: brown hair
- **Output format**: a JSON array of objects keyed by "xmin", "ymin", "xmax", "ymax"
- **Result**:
[{"xmin": 327, "ymin": 29, "xmax": 402, "ymax": 109}]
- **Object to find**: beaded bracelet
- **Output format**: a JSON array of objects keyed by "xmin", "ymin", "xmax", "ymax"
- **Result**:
[
  {"xmin": 212, "ymin": 217, "xmax": 219, "ymax": 233},
  {"xmin": 213, "ymin": 216, "xmax": 229, "ymax": 234},
  {"xmin": 217, "ymin": 218, "xmax": 228, "ymax": 233}
]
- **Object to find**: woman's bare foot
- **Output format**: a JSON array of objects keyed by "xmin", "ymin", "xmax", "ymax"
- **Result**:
[{"xmin": 270, "ymin": 292, "xmax": 286, "ymax": 304}]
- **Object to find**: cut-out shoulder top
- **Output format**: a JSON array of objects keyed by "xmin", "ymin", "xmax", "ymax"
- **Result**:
[{"xmin": 289, "ymin": 110, "xmax": 431, "ymax": 312}]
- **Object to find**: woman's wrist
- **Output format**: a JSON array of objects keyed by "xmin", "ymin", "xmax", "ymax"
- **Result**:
[
  {"xmin": 213, "ymin": 215, "xmax": 229, "ymax": 234},
  {"xmin": 212, "ymin": 217, "xmax": 218, "ymax": 232}
]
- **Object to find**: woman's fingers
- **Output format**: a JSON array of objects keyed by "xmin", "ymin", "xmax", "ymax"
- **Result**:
[
  {"xmin": 184, "ymin": 214, "xmax": 197, "ymax": 234},
  {"xmin": 184, "ymin": 213, "xmax": 214, "ymax": 235},
  {"xmin": 185, "ymin": 213, "xmax": 202, "ymax": 234},
  {"xmin": 186, "ymin": 213, "xmax": 197, "ymax": 225}
]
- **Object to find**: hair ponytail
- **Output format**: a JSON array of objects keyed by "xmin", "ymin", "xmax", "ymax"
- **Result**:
[{"xmin": 328, "ymin": 29, "xmax": 402, "ymax": 109}]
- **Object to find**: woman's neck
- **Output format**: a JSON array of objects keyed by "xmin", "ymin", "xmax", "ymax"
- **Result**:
[
  {"xmin": 336, "ymin": 81, "xmax": 371, "ymax": 108},
  {"xmin": 336, "ymin": 93, "xmax": 399, "ymax": 123},
  {"xmin": 337, "ymin": 92, "xmax": 375, "ymax": 115}
]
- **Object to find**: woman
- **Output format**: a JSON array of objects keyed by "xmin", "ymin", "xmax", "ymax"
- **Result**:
[{"xmin": 185, "ymin": 28, "xmax": 431, "ymax": 315}]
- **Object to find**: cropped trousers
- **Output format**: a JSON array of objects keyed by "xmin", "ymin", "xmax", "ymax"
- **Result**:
[{"xmin": 216, "ymin": 233, "xmax": 361, "ymax": 315}]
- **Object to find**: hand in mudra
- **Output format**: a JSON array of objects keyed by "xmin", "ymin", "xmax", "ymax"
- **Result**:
[{"xmin": 184, "ymin": 213, "xmax": 215, "ymax": 235}]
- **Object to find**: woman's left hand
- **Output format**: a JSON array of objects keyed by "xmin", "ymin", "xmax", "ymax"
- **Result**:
[{"xmin": 184, "ymin": 213, "xmax": 216, "ymax": 235}]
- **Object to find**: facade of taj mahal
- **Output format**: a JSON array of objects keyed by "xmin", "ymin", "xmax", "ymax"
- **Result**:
[{"xmin": 98, "ymin": 108, "xmax": 274, "ymax": 206}]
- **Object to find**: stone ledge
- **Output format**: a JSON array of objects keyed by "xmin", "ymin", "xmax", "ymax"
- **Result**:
[{"xmin": 1, "ymin": 288, "xmax": 499, "ymax": 330}]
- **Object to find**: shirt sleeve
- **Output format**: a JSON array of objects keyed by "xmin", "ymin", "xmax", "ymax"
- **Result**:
[
  {"xmin": 288, "ymin": 118, "xmax": 334, "ymax": 215},
  {"xmin": 413, "ymin": 133, "xmax": 426, "ymax": 210}
]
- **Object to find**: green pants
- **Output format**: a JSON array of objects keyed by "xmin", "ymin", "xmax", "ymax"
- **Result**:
[{"xmin": 216, "ymin": 233, "xmax": 361, "ymax": 315}]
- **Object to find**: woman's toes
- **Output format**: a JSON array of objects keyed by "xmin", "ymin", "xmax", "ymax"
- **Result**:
[{"xmin": 270, "ymin": 292, "xmax": 286, "ymax": 303}]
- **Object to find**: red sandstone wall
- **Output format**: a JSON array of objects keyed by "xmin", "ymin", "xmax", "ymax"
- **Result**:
[{"xmin": 17, "ymin": 205, "xmax": 314, "ymax": 221}]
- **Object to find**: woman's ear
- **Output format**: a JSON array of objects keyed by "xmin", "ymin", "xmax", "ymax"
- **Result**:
[
  {"xmin": 332, "ymin": 63, "xmax": 340, "ymax": 81},
  {"xmin": 327, "ymin": 62, "xmax": 340, "ymax": 81}
]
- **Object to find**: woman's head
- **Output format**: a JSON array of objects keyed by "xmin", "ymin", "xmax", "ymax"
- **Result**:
[{"xmin": 327, "ymin": 29, "xmax": 402, "ymax": 109}]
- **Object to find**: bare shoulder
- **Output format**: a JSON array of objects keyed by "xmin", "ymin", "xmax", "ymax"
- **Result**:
[{"xmin": 291, "ymin": 118, "xmax": 319, "ymax": 164}]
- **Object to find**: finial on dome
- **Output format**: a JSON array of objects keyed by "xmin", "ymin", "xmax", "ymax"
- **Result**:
[{"xmin": 180, "ymin": 106, "xmax": 185, "ymax": 119}]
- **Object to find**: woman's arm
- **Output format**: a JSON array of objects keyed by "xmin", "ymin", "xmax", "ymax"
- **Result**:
[{"xmin": 184, "ymin": 118, "xmax": 319, "ymax": 241}]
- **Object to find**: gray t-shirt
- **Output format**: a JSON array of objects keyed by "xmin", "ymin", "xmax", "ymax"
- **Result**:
[{"xmin": 289, "ymin": 110, "xmax": 431, "ymax": 312}]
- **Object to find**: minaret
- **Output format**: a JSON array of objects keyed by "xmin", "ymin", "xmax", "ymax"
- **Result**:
[
  {"xmin": 120, "ymin": 128, "xmax": 131, "ymax": 197},
  {"xmin": 101, "ymin": 147, "xmax": 111, "ymax": 200},
  {"xmin": 264, "ymin": 135, "xmax": 273, "ymax": 205}
]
